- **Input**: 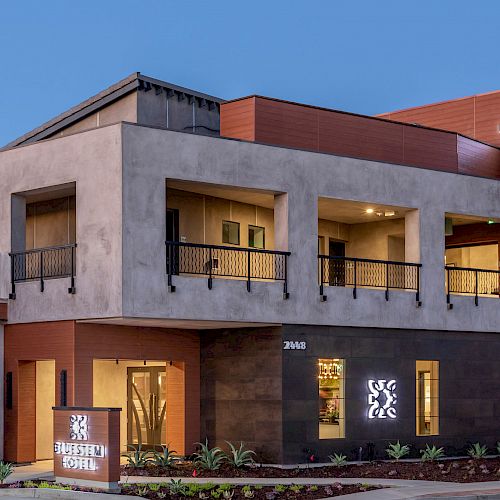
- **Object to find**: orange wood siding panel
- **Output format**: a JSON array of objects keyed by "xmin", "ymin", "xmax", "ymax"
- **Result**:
[
  {"xmin": 4, "ymin": 321, "xmax": 76, "ymax": 462},
  {"xmin": 220, "ymin": 97, "xmax": 255, "ymax": 141},
  {"xmin": 446, "ymin": 222, "xmax": 500, "ymax": 247},
  {"xmin": 221, "ymin": 96, "xmax": 500, "ymax": 179},
  {"xmin": 0, "ymin": 302, "xmax": 7, "ymax": 321},
  {"xmin": 457, "ymin": 136, "xmax": 500, "ymax": 179},
  {"xmin": 475, "ymin": 93, "xmax": 500, "ymax": 147}
]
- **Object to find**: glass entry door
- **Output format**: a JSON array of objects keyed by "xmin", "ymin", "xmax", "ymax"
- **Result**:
[{"xmin": 127, "ymin": 366, "xmax": 167, "ymax": 449}]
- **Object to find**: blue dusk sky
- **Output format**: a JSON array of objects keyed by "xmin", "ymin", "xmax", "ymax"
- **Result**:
[{"xmin": 1, "ymin": 0, "xmax": 499, "ymax": 146}]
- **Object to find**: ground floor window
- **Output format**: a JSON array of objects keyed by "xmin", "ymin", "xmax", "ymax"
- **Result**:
[
  {"xmin": 318, "ymin": 358, "xmax": 345, "ymax": 439},
  {"xmin": 416, "ymin": 360, "xmax": 439, "ymax": 436}
]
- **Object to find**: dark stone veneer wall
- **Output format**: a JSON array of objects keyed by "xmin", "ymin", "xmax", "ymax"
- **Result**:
[
  {"xmin": 282, "ymin": 325, "xmax": 500, "ymax": 463},
  {"xmin": 200, "ymin": 324, "xmax": 500, "ymax": 464}
]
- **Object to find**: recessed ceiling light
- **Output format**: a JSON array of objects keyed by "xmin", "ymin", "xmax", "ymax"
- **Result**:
[
  {"xmin": 366, "ymin": 208, "xmax": 374, "ymax": 214},
  {"xmin": 384, "ymin": 210, "xmax": 396, "ymax": 217}
]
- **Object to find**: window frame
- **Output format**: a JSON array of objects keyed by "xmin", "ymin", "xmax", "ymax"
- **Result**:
[
  {"xmin": 248, "ymin": 224, "xmax": 265, "ymax": 249},
  {"xmin": 222, "ymin": 220, "xmax": 240, "ymax": 246}
]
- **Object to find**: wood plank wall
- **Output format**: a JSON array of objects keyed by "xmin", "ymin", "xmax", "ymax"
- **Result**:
[
  {"xmin": 379, "ymin": 92, "xmax": 500, "ymax": 147},
  {"xmin": 220, "ymin": 96, "xmax": 500, "ymax": 180}
]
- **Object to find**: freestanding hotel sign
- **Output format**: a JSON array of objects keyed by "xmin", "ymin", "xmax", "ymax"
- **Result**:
[{"xmin": 53, "ymin": 407, "xmax": 121, "ymax": 491}]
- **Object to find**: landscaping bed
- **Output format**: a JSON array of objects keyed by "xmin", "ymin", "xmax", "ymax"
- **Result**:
[
  {"xmin": 2, "ymin": 481, "xmax": 382, "ymax": 499},
  {"xmin": 122, "ymin": 457, "xmax": 500, "ymax": 483}
]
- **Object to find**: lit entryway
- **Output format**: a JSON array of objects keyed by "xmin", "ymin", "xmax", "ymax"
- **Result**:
[{"xmin": 35, "ymin": 360, "xmax": 55, "ymax": 460}]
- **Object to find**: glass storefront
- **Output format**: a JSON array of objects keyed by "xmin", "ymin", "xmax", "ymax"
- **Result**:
[{"xmin": 318, "ymin": 358, "xmax": 345, "ymax": 439}]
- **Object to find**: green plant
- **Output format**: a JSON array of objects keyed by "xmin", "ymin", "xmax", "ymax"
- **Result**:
[
  {"xmin": 328, "ymin": 452, "xmax": 348, "ymax": 467},
  {"xmin": 420, "ymin": 444, "xmax": 445, "ymax": 461},
  {"xmin": 169, "ymin": 479, "xmax": 188, "ymax": 495},
  {"xmin": 194, "ymin": 439, "xmax": 225, "ymax": 471},
  {"xmin": 288, "ymin": 484, "xmax": 303, "ymax": 493},
  {"xmin": 148, "ymin": 483, "xmax": 161, "ymax": 492},
  {"xmin": 221, "ymin": 491, "xmax": 234, "ymax": 499},
  {"xmin": 225, "ymin": 441, "xmax": 256, "ymax": 468},
  {"xmin": 386, "ymin": 441, "xmax": 410, "ymax": 460},
  {"xmin": 211, "ymin": 491, "xmax": 221, "ymax": 499},
  {"xmin": 241, "ymin": 485, "xmax": 255, "ymax": 498},
  {"xmin": 38, "ymin": 481, "xmax": 51, "ymax": 489},
  {"xmin": 122, "ymin": 445, "xmax": 152, "ymax": 468},
  {"xmin": 23, "ymin": 480, "xmax": 36, "ymax": 488},
  {"xmin": 274, "ymin": 484, "xmax": 287, "ymax": 493},
  {"xmin": 152, "ymin": 445, "xmax": 178, "ymax": 468},
  {"xmin": 157, "ymin": 493, "xmax": 167, "ymax": 499},
  {"xmin": 136, "ymin": 486, "xmax": 149, "ymax": 497},
  {"xmin": 468, "ymin": 442, "xmax": 488, "ymax": 459},
  {"xmin": 0, "ymin": 461, "xmax": 14, "ymax": 484},
  {"xmin": 308, "ymin": 485, "xmax": 318, "ymax": 492}
]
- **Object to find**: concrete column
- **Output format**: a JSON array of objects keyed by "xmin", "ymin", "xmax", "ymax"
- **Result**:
[
  {"xmin": 11, "ymin": 195, "xmax": 26, "ymax": 252},
  {"xmin": 273, "ymin": 193, "xmax": 288, "ymax": 251},
  {"xmin": 405, "ymin": 209, "xmax": 420, "ymax": 263}
]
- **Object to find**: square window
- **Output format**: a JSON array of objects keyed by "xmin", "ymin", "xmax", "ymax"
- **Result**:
[
  {"xmin": 222, "ymin": 220, "xmax": 240, "ymax": 245},
  {"xmin": 416, "ymin": 360, "xmax": 439, "ymax": 436},
  {"xmin": 248, "ymin": 225, "xmax": 265, "ymax": 249}
]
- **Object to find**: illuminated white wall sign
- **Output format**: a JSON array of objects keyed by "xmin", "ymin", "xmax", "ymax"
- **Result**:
[
  {"xmin": 368, "ymin": 379, "xmax": 397, "ymax": 419},
  {"xmin": 53, "ymin": 414, "xmax": 106, "ymax": 472}
]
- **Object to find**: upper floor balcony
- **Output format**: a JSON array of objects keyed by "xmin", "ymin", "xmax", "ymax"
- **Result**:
[{"xmin": 2, "ymin": 121, "xmax": 500, "ymax": 332}]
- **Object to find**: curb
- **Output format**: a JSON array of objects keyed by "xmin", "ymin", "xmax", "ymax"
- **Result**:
[{"xmin": 0, "ymin": 489, "xmax": 133, "ymax": 500}]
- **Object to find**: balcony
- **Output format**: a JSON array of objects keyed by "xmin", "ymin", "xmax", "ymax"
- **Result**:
[
  {"xmin": 446, "ymin": 266, "xmax": 500, "ymax": 307},
  {"xmin": 318, "ymin": 255, "xmax": 421, "ymax": 303},
  {"xmin": 166, "ymin": 241, "xmax": 290, "ymax": 297},
  {"xmin": 9, "ymin": 244, "xmax": 77, "ymax": 299}
]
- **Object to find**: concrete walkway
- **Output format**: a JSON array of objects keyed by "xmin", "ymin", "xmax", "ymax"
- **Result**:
[{"xmin": 7, "ymin": 462, "xmax": 500, "ymax": 499}]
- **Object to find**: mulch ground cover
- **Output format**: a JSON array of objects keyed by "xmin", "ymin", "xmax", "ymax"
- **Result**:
[{"xmin": 122, "ymin": 457, "xmax": 500, "ymax": 483}]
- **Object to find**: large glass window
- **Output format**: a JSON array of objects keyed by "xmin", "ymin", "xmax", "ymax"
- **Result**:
[
  {"xmin": 222, "ymin": 220, "xmax": 240, "ymax": 245},
  {"xmin": 416, "ymin": 360, "xmax": 439, "ymax": 436},
  {"xmin": 318, "ymin": 358, "xmax": 345, "ymax": 439},
  {"xmin": 248, "ymin": 225, "xmax": 265, "ymax": 249}
]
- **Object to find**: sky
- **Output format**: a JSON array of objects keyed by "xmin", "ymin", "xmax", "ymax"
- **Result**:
[{"xmin": 1, "ymin": 0, "xmax": 500, "ymax": 146}]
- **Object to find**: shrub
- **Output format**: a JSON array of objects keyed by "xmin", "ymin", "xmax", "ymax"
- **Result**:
[
  {"xmin": 274, "ymin": 484, "xmax": 287, "ymax": 493},
  {"xmin": 420, "ymin": 445, "xmax": 445, "ymax": 461},
  {"xmin": 122, "ymin": 445, "xmax": 152, "ymax": 468},
  {"xmin": 151, "ymin": 445, "xmax": 178, "ymax": 468},
  {"xmin": 241, "ymin": 485, "xmax": 255, "ymax": 498},
  {"xmin": 0, "ymin": 462, "xmax": 14, "ymax": 484},
  {"xmin": 194, "ymin": 439, "xmax": 225, "ymax": 471},
  {"xmin": 468, "ymin": 442, "xmax": 488, "ymax": 459},
  {"xmin": 386, "ymin": 441, "xmax": 410, "ymax": 460},
  {"xmin": 328, "ymin": 452, "xmax": 348, "ymax": 467},
  {"xmin": 225, "ymin": 441, "xmax": 256, "ymax": 468},
  {"xmin": 148, "ymin": 483, "xmax": 161, "ymax": 492},
  {"xmin": 168, "ymin": 479, "xmax": 188, "ymax": 495}
]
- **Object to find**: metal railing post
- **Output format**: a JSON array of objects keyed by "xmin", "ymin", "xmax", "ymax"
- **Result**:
[
  {"xmin": 353, "ymin": 259, "xmax": 357, "ymax": 299},
  {"xmin": 416, "ymin": 265, "xmax": 421, "ymax": 305},
  {"xmin": 385, "ymin": 262, "xmax": 389, "ymax": 301},
  {"xmin": 283, "ymin": 254, "xmax": 289, "ymax": 299},
  {"xmin": 68, "ymin": 245, "xmax": 76, "ymax": 294},
  {"xmin": 475, "ymin": 270, "xmax": 479, "ymax": 307},
  {"xmin": 208, "ymin": 246, "xmax": 213, "ymax": 290},
  {"xmin": 246, "ymin": 249, "xmax": 251, "ymax": 292},
  {"xmin": 9, "ymin": 254, "xmax": 16, "ymax": 300},
  {"xmin": 167, "ymin": 242, "xmax": 176, "ymax": 293},
  {"xmin": 319, "ymin": 256, "xmax": 326, "ymax": 301},
  {"xmin": 39, "ymin": 250, "xmax": 45, "ymax": 293}
]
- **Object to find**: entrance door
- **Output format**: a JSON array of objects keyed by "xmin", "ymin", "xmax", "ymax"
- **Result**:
[
  {"xmin": 127, "ymin": 366, "xmax": 167, "ymax": 449},
  {"xmin": 329, "ymin": 240, "xmax": 346, "ymax": 286}
]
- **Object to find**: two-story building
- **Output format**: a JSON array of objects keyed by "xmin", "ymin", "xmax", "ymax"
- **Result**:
[{"xmin": 1, "ymin": 73, "xmax": 500, "ymax": 464}]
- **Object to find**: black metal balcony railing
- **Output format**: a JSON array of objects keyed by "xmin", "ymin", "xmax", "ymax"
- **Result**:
[
  {"xmin": 166, "ymin": 241, "xmax": 290, "ymax": 298},
  {"xmin": 446, "ymin": 265, "xmax": 500, "ymax": 307},
  {"xmin": 9, "ymin": 244, "xmax": 77, "ymax": 299},
  {"xmin": 318, "ymin": 255, "xmax": 422, "ymax": 303}
]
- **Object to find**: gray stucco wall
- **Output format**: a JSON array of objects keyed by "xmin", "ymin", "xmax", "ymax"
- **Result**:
[
  {"xmin": 0, "ymin": 125, "xmax": 124, "ymax": 323},
  {"xmin": 121, "ymin": 123, "xmax": 500, "ymax": 333}
]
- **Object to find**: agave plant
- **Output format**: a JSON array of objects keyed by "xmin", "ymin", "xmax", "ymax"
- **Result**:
[
  {"xmin": 0, "ymin": 462, "xmax": 14, "ymax": 484},
  {"xmin": 328, "ymin": 452, "xmax": 348, "ymax": 467},
  {"xmin": 420, "ymin": 444, "xmax": 445, "ymax": 461},
  {"xmin": 151, "ymin": 445, "xmax": 178, "ymax": 468},
  {"xmin": 168, "ymin": 479, "xmax": 188, "ymax": 495},
  {"xmin": 468, "ymin": 442, "xmax": 488, "ymax": 459},
  {"xmin": 225, "ymin": 441, "xmax": 256, "ymax": 468},
  {"xmin": 194, "ymin": 439, "xmax": 225, "ymax": 470},
  {"xmin": 122, "ymin": 445, "xmax": 152, "ymax": 468},
  {"xmin": 386, "ymin": 441, "xmax": 410, "ymax": 460}
]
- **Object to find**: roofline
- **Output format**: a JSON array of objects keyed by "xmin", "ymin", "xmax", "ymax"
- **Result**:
[
  {"xmin": 377, "ymin": 89, "xmax": 500, "ymax": 117},
  {"xmin": 3, "ymin": 72, "xmax": 224, "ymax": 150},
  {"xmin": 223, "ymin": 94, "xmax": 500, "ymax": 151}
]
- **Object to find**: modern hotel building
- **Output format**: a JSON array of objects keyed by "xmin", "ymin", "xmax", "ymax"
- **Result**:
[{"xmin": 1, "ymin": 74, "xmax": 500, "ymax": 464}]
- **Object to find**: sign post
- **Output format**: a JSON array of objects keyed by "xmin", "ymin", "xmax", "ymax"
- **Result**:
[{"xmin": 53, "ymin": 407, "xmax": 121, "ymax": 491}]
